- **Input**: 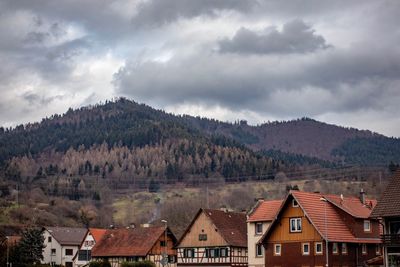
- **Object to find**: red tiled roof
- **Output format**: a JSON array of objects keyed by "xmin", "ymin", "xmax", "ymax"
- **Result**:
[
  {"xmin": 261, "ymin": 191, "xmax": 380, "ymax": 244},
  {"xmin": 324, "ymin": 194, "xmax": 376, "ymax": 219},
  {"xmin": 247, "ymin": 200, "xmax": 283, "ymax": 222},
  {"xmin": 92, "ymin": 226, "xmax": 165, "ymax": 257},
  {"xmin": 371, "ymin": 170, "xmax": 400, "ymax": 218},
  {"xmin": 89, "ymin": 228, "xmax": 107, "ymax": 243},
  {"xmin": 203, "ymin": 209, "xmax": 247, "ymax": 247}
]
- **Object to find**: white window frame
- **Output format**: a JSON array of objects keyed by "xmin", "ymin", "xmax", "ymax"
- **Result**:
[
  {"xmin": 332, "ymin": 242, "xmax": 338, "ymax": 254},
  {"xmin": 255, "ymin": 222, "xmax": 263, "ymax": 235},
  {"xmin": 292, "ymin": 199, "xmax": 299, "ymax": 207},
  {"xmin": 362, "ymin": 244, "xmax": 367, "ymax": 255},
  {"xmin": 302, "ymin": 243, "xmax": 310, "ymax": 256},
  {"xmin": 315, "ymin": 242, "xmax": 323, "ymax": 255},
  {"xmin": 290, "ymin": 218, "xmax": 302, "ymax": 232},
  {"xmin": 342, "ymin": 243, "xmax": 348, "ymax": 255},
  {"xmin": 274, "ymin": 244, "xmax": 281, "ymax": 256},
  {"xmin": 256, "ymin": 244, "xmax": 263, "ymax": 257},
  {"xmin": 364, "ymin": 220, "xmax": 371, "ymax": 232}
]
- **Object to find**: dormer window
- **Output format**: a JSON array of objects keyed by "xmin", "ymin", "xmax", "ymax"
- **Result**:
[
  {"xmin": 292, "ymin": 199, "xmax": 299, "ymax": 207},
  {"xmin": 364, "ymin": 220, "xmax": 371, "ymax": 232}
]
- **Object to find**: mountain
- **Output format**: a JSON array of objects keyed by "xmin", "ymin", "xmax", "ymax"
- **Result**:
[{"xmin": 1, "ymin": 98, "xmax": 399, "ymax": 195}]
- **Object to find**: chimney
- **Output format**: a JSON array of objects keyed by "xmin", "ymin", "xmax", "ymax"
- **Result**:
[{"xmin": 360, "ymin": 188, "xmax": 365, "ymax": 205}]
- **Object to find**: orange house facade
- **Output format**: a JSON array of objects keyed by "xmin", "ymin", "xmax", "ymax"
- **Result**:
[{"xmin": 260, "ymin": 190, "xmax": 382, "ymax": 267}]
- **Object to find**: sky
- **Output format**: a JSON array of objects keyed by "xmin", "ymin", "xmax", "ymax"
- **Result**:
[{"xmin": 0, "ymin": 0, "xmax": 400, "ymax": 137}]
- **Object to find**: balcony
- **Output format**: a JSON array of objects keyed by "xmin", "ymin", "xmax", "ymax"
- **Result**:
[{"xmin": 381, "ymin": 234, "xmax": 400, "ymax": 245}]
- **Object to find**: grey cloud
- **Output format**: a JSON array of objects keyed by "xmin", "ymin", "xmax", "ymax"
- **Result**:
[
  {"xmin": 114, "ymin": 43, "xmax": 400, "ymax": 118},
  {"xmin": 132, "ymin": 0, "xmax": 257, "ymax": 27},
  {"xmin": 219, "ymin": 20, "xmax": 330, "ymax": 54}
]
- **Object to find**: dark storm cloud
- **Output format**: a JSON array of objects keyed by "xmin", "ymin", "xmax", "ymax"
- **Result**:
[
  {"xmin": 114, "ymin": 43, "xmax": 400, "ymax": 117},
  {"xmin": 131, "ymin": 0, "xmax": 257, "ymax": 27},
  {"xmin": 219, "ymin": 20, "xmax": 330, "ymax": 55}
]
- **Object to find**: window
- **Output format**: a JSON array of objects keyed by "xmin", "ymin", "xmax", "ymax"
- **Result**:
[
  {"xmin": 160, "ymin": 241, "xmax": 166, "ymax": 247},
  {"xmin": 274, "ymin": 244, "xmax": 281, "ymax": 256},
  {"xmin": 255, "ymin": 223, "xmax": 263, "ymax": 235},
  {"xmin": 332, "ymin": 243, "xmax": 338, "ymax": 254},
  {"xmin": 290, "ymin": 218, "xmax": 302, "ymax": 232},
  {"xmin": 220, "ymin": 248, "xmax": 228, "ymax": 258},
  {"xmin": 65, "ymin": 249, "xmax": 73, "ymax": 256},
  {"xmin": 302, "ymin": 243, "xmax": 310, "ymax": 256},
  {"xmin": 168, "ymin": 255, "xmax": 176, "ymax": 263},
  {"xmin": 315, "ymin": 242, "xmax": 323, "ymax": 255},
  {"xmin": 362, "ymin": 244, "xmax": 367, "ymax": 255},
  {"xmin": 292, "ymin": 199, "xmax": 299, "ymax": 207},
  {"xmin": 183, "ymin": 248, "xmax": 195, "ymax": 258},
  {"xmin": 199, "ymin": 234, "xmax": 207, "ymax": 241},
  {"xmin": 375, "ymin": 245, "xmax": 381, "ymax": 255},
  {"xmin": 342, "ymin": 243, "xmax": 348, "ymax": 255},
  {"xmin": 364, "ymin": 220, "xmax": 371, "ymax": 232},
  {"xmin": 78, "ymin": 250, "xmax": 91, "ymax": 261},
  {"xmin": 256, "ymin": 244, "xmax": 263, "ymax": 257},
  {"xmin": 206, "ymin": 248, "xmax": 220, "ymax": 258},
  {"xmin": 48, "ymin": 236, "xmax": 52, "ymax": 243},
  {"xmin": 51, "ymin": 249, "xmax": 56, "ymax": 256}
]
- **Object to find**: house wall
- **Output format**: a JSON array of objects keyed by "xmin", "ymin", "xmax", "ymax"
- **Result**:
[
  {"xmin": 265, "ymin": 241, "xmax": 381, "ymax": 267},
  {"xmin": 42, "ymin": 230, "xmax": 62, "ymax": 265},
  {"xmin": 179, "ymin": 211, "xmax": 228, "ymax": 247},
  {"xmin": 148, "ymin": 230, "xmax": 177, "ymax": 267},
  {"xmin": 247, "ymin": 221, "xmax": 271, "ymax": 267},
  {"xmin": 74, "ymin": 231, "xmax": 96, "ymax": 267},
  {"xmin": 267, "ymin": 200, "xmax": 323, "ymax": 243}
]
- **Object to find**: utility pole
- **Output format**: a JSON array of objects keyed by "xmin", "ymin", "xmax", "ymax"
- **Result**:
[{"xmin": 320, "ymin": 198, "xmax": 329, "ymax": 267}]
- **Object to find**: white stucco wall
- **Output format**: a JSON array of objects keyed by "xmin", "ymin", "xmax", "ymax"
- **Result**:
[{"xmin": 247, "ymin": 221, "xmax": 271, "ymax": 267}]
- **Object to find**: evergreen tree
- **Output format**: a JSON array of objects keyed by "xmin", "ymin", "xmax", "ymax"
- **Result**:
[{"xmin": 16, "ymin": 228, "xmax": 45, "ymax": 265}]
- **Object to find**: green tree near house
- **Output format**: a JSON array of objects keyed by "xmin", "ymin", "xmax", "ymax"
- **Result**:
[{"xmin": 13, "ymin": 228, "xmax": 45, "ymax": 266}]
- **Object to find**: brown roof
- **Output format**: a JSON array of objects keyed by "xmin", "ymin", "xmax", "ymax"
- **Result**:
[
  {"xmin": 261, "ymin": 191, "xmax": 380, "ymax": 244},
  {"xmin": 203, "ymin": 209, "xmax": 247, "ymax": 247},
  {"xmin": 45, "ymin": 227, "xmax": 87, "ymax": 246},
  {"xmin": 371, "ymin": 171, "xmax": 400, "ymax": 218},
  {"xmin": 247, "ymin": 200, "xmax": 283, "ymax": 222},
  {"xmin": 92, "ymin": 226, "xmax": 173, "ymax": 257}
]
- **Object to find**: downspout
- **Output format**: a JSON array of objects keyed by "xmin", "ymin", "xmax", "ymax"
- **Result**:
[
  {"xmin": 377, "ymin": 220, "xmax": 386, "ymax": 267},
  {"xmin": 356, "ymin": 246, "xmax": 358, "ymax": 267}
]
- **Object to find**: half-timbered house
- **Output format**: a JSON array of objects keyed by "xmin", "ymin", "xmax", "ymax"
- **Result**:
[
  {"xmin": 74, "ymin": 228, "xmax": 107, "ymax": 267},
  {"xmin": 371, "ymin": 170, "xmax": 400, "ymax": 267},
  {"xmin": 260, "ymin": 190, "xmax": 382, "ymax": 267},
  {"xmin": 177, "ymin": 208, "xmax": 248, "ymax": 267},
  {"xmin": 247, "ymin": 199, "xmax": 282, "ymax": 267},
  {"xmin": 91, "ymin": 225, "xmax": 177, "ymax": 267}
]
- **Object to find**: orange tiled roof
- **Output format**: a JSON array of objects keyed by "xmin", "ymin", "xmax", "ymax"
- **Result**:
[
  {"xmin": 247, "ymin": 200, "xmax": 283, "ymax": 222},
  {"xmin": 203, "ymin": 209, "xmax": 247, "ymax": 247},
  {"xmin": 89, "ymin": 228, "xmax": 107, "ymax": 243},
  {"xmin": 92, "ymin": 226, "xmax": 166, "ymax": 257},
  {"xmin": 324, "ymin": 194, "xmax": 376, "ymax": 219}
]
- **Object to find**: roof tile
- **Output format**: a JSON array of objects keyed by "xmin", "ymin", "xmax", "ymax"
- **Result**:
[{"xmin": 248, "ymin": 200, "xmax": 283, "ymax": 222}]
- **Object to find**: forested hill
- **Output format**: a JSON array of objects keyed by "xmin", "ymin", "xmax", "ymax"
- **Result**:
[{"xmin": 1, "ymin": 98, "xmax": 400, "ymax": 186}]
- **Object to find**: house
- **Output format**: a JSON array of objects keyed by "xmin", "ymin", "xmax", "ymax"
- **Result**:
[
  {"xmin": 74, "ymin": 228, "xmax": 107, "ymax": 267},
  {"xmin": 371, "ymin": 171, "xmax": 400, "ymax": 267},
  {"xmin": 260, "ymin": 190, "xmax": 382, "ymax": 267},
  {"xmin": 91, "ymin": 225, "xmax": 177, "ymax": 267},
  {"xmin": 247, "ymin": 200, "xmax": 283, "ymax": 267},
  {"xmin": 176, "ymin": 208, "xmax": 248, "ymax": 267},
  {"xmin": 42, "ymin": 227, "xmax": 87, "ymax": 267}
]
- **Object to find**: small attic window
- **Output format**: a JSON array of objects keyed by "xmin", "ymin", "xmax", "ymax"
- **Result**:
[{"xmin": 292, "ymin": 199, "xmax": 299, "ymax": 207}]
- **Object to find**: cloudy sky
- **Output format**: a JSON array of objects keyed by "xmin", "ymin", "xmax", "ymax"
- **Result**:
[{"xmin": 1, "ymin": 0, "xmax": 400, "ymax": 137}]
